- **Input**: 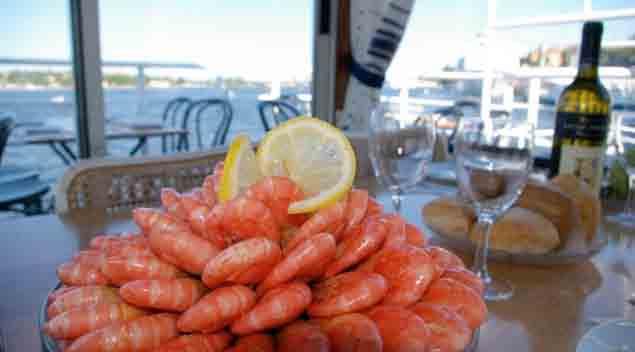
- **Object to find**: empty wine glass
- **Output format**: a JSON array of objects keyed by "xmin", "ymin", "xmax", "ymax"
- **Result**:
[
  {"xmin": 606, "ymin": 113, "xmax": 635, "ymax": 227},
  {"xmin": 455, "ymin": 115, "xmax": 534, "ymax": 301},
  {"xmin": 368, "ymin": 103, "xmax": 436, "ymax": 212}
]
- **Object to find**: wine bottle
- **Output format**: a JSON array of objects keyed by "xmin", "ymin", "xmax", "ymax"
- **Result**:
[{"xmin": 549, "ymin": 21, "xmax": 611, "ymax": 194}]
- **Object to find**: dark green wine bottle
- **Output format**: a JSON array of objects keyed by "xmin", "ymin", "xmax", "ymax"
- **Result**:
[{"xmin": 549, "ymin": 21, "xmax": 611, "ymax": 194}]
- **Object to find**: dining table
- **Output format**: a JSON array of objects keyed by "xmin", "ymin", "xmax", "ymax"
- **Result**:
[
  {"xmin": 1, "ymin": 178, "xmax": 634, "ymax": 352},
  {"xmin": 8, "ymin": 124, "xmax": 189, "ymax": 165}
]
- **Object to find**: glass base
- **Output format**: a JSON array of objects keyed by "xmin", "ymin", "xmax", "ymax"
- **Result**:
[
  {"xmin": 483, "ymin": 277, "xmax": 514, "ymax": 301},
  {"xmin": 606, "ymin": 213, "xmax": 635, "ymax": 229}
]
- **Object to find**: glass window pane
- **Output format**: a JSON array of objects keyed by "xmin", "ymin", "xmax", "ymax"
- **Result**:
[
  {"xmin": 592, "ymin": 0, "xmax": 635, "ymax": 11},
  {"xmin": 496, "ymin": 0, "xmax": 584, "ymax": 20},
  {"xmin": 0, "ymin": 0, "xmax": 76, "ymax": 214},
  {"xmin": 99, "ymin": 0, "xmax": 314, "ymax": 157}
]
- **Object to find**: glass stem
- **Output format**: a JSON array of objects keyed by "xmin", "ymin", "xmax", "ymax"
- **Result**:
[
  {"xmin": 626, "ymin": 175, "xmax": 635, "ymax": 216},
  {"xmin": 392, "ymin": 188, "xmax": 402, "ymax": 214},
  {"xmin": 472, "ymin": 215, "xmax": 495, "ymax": 285}
]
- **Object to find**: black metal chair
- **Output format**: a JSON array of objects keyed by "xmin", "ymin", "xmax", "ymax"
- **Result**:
[
  {"xmin": 179, "ymin": 99, "xmax": 233, "ymax": 151},
  {"xmin": 258, "ymin": 100, "xmax": 301, "ymax": 132},
  {"xmin": 161, "ymin": 97, "xmax": 192, "ymax": 153},
  {"xmin": 0, "ymin": 116, "xmax": 50, "ymax": 215},
  {"xmin": 0, "ymin": 117, "xmax": 15, "ymax": 165}
]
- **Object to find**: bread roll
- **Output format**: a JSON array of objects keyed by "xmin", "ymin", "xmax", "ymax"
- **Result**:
[
  {"xmin": 550, "ymin": 174, "xmax": 601, "ymax": 242},
  {"xmin": 422, "ymin": 197, "xmax": 476, "ymax": 239},
  {"xmin": 469, "ymin": 207, "xmax": 560, "ymax": 254},
  {"xmin": 516, "ymin": 180, "xmax": 579, "ymax": 246}
]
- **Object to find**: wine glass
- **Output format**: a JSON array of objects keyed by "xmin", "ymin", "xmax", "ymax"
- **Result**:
[
  {"xmin": 606, "ymin": 113, "xmax": 635, "ymax": 227},
  {"xmin": 455, "ymin": 115, "xmax": 534, "ymax": 301},
  {"xmin": 368, "ymin": 103, "xmax": 436, "ymax": 212}
]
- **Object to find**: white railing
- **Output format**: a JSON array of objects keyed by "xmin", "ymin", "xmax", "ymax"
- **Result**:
[{"xmin": 0, "ymin": 57, "xmax": 204, "ymax": 116}]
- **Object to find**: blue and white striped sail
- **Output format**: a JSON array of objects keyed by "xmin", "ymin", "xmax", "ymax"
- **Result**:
[{"xmin": 340, "ymin": 0, "xmax": 415, "ymax": 130}]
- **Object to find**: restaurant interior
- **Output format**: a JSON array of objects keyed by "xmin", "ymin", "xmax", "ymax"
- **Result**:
[{"xmin": 1, "ymin": 0, "xmax": 635, "ymax": 351}]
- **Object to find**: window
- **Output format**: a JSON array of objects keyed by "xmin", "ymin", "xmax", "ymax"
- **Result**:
[
  {"xmin": 99, "ymin": 0, "xmax": 314, "ymax": 157},
  {"xmin": 0, "ymin": 1, "xmax": 78, "ymax": 199},
  {"xmin": 385, "ymin": 0, "xmax": 634, "ymax": 159}
]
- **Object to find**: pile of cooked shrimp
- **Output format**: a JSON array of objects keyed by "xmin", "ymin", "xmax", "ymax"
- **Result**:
[{"xmin": 44, "ymin": 161, "xmax": 487, "ymax": 352}]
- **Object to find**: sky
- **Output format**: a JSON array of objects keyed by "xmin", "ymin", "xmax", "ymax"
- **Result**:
[{"xmin": 0, "ymin": 0, "xmax": 633, "ymax": 82}]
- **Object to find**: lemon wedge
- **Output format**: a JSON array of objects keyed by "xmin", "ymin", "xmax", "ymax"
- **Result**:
[
  {"xmin": 218, "ymin": 134, "xmax": 262, "ymax": 202},
  {"xmin": 257, "ymin": 116, "xmax": 356, "ymax": 213}
]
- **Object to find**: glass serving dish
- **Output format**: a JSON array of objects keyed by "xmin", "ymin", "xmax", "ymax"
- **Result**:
[{"xmin": 39, "ymin": 282, "xmax": 480, "ymax": 351}]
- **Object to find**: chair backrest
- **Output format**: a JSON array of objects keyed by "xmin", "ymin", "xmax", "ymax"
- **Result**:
[
  {"xmin": 258, "ymin": 100, "xmax": 301, "ymax": 132},
  {"xmin": 55, "ymin": 132, "xmax": 373, "ymax": 216},
  {"xmin": 162, "ymin": 97, "xmax": 192, "ymax": 152},
  {"xmin": 0, "ymin": 117, "xmax": 15, "ymax": 166},
  {"xmin": 55, "ymin": 149, "xmax": 226, "ymax": 215},
  {"xmin": 181, "ymin": 99, "xmax": 233, "ymax": 150}
]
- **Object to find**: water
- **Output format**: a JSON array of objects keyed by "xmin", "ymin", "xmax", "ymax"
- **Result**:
[
  {"xmin": 369, "ymin": 127, "xmax": 435, "ymax": 192},
  {"xmin": 0, "ymin": 87, "xmax": 310, "ymax": 185},
  {"xmin": 456, "ymin": 150, "xmax": 531, "ymax": 217}
]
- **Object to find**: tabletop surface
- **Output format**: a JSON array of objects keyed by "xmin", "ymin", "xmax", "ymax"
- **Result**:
[
  {"xmin": 1, "ymin": 181, "xmax": 634, "ymax": 352},
  {"xmin": 9, "ymin": 126, "xmax": 188, "ymax": 145}
]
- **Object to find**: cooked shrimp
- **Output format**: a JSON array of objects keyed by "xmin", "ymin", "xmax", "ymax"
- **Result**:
[
  {"xmin": 231, "ymin": 282, "xmax": 312, "ymax": 335},
  {"xmin": 222, "ymin": 197, "xmax": 280, "ymax": 242},
  {"xmin": 366, "ymin": 305, "xmax": 430, "ymax": 352},
  {"xmin": 119, "ymin": 278, "xmax": 207, "ymax": 312},
  {"xmin": 410, "ymin": 302, "xmax": 472, "ymax": 352},
  {"xmin": 66, "ymin": 313, "xmax": 179, "ymax": 352},
  {"xmin": 420, "ymin": 277, "xmax": 487, "ymax": 330},
  {"xmin": 257, "ymin": 233, "xmax": 336, "ymax": 294},
  {"xmin": 404, "ymin": 223, "xmax": 426, "ymax": 247},
  {"xmin": 47, "ymin": 286, "xmax": 119, "ymax": 318},
  {"xmin": 355, "ymin": 250, "xmax": 380, "ymax": 273},
  {"xmin": 202, "ymin": 237, "xmax": 281, "ymax": 289},
  {"xmin": 180, "ymin": 193, "xmax": 212, "ymax": 235},
  {"xmin": 225, "ymin": 334, "xmax": 275, "ymax": 352},
  {"xmin": 178, "ymin": 285, "xmax": 256, "ymax": 333},
  {"xmin": 307, "ymin": 271, "xmax": 387, "ymax": 317},
  {"xmin": 324, "ymin": 216, "xmax": 389, "ymax": 278},
  {"xmin": 146, "ymin": 209, "xmax": 221, "ymax": 274},
  {"xmin": 203, "ymin": 203, "xmax": 231, "ymax": 249},
  {"xmin": 341, "ymin": 189, "xmax": 369, "ymax": 235},
  {"xmin": 57, "ymin": 261, "xmax": 109, "ymax": 286},
  {"xmin": 222, "ymin": 197, "xmax": 280, "ymax": 243},
  {"xmin": 442, "ymin": 267, "xmax": 484, "ymax": 295},
  {"xmin": 47, "ymin": 286, "xmax": 78, "ymax": 306},
  {"xmin": 132, "ymin": 207, "xmax": 164, "ymax": 234},
  {"xmin": 161, "ymin": 188, "xmax": 188, "ymax": 220},
  {"xmin": 276, "ymin": 321, "xmax": 330, "ymax": 352},
  {"xmin": 89, "ymin": 233, "xmax": 145, "ymax": 251},
  {"xmin": 155, "ymin": 332, "xmax": 232, "ymax": 352},
  {"xmin": 44, "ymin": 302, "xmax": 146, "ymax": 340},
  {"xmin": 380, "ymin": 214, "xmax": 408, "ymax": 249},
  {"xmin": 423, "ymin": 245, "xmax": 466, "ymax": 279},
  {"xmin": 72, "ymin": 250, "xmax": 106, "ymax": 268},
  {"xmin": 285, "ymin": 198, "xmax": 348, "ymax": 254},
  {"xmin": 101, "ymin": 254, "xmax": 186, "ymax": 286},
  {"xmin": 245, "ymin": 176, "xmax": 305, "ymax": 228},
  {"xmin": 202, "ymin": 175, "xmax": 219, "ymax": 208},
  {"xmin": 316, "ymin": 313, "xmax": 382, "ymax": 352},
  {"xmin": 366, "ymin": 197, "xmax": 384, "ymax": 217},
  {"xmin": 371, "ymin": 244, "xmax": 436, "ymax": 306}
]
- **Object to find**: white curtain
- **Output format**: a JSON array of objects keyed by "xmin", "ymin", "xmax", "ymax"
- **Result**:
[{"xmin": 338, "ymin": 0, "xmax": 415, "ymax": 131}]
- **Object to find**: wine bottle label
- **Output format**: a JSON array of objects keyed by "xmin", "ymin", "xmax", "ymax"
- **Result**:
[
  {"xmin": 556, "ymin": 112, "xmax": 608, "ymax": 144},
  {"xmin": 558, "ymin": 145, "xmax": 604, "ymax": 194},
  {"xmin": 554, "ymin": 112, "xmax": 609, "ymax": 194}
]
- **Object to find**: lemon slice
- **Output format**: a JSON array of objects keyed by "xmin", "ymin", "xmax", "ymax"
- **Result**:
[
  {"xmin": 257, "ymin": 116, "xmax": 356, "ymax": 213},
  {"xmin": 218, "ymin": 134, "xmax": 262, "ymax": 202}
]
